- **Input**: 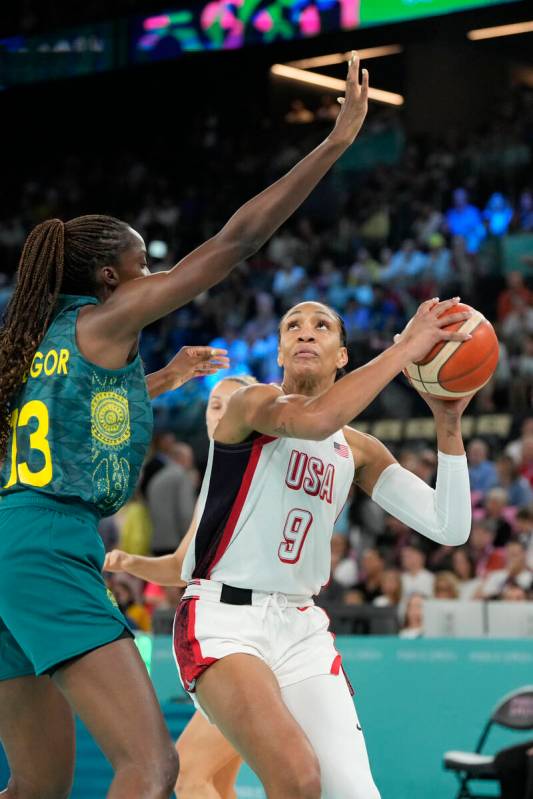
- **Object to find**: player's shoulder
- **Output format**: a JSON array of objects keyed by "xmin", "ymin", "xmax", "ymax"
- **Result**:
[
  {"xmin": 230, "ymin": 382, "xmax": 282, "ymax": 405},
  {"xmin": 342, "ymin": 426, "xmax": 385, "ymax": 458}
]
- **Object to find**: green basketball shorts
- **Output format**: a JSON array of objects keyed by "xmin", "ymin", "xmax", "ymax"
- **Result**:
[{"xmin": 0, "ymin": 491, "xmax": 131, "ymax": 680}]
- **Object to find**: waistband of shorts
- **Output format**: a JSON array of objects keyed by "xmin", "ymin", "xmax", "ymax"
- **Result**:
[
  {"xmin": 184, "ymin": 579, "xmax": 314, "ymax": 608},
  {"xmin": 0, "ymin": 491, "xmax": 101, "ymax": 523}
]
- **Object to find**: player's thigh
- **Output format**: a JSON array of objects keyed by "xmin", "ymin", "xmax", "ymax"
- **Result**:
[
  {"xmin": 53, "ymin": 637, "xmax": 177, "ymax": 777},
  {"xmin": 176, "ymin": 710, "xmax": 240, "ymax": 779},
  {"xmin": 0, "ymin": 675, "xmax": 75, "ymax": 797},
  {"xmin": 196, "ymin": 653, "xmax": 320, "ymax": 793},
  {"xmin": 281, "ymin": 673, "xmax": 381, "ymax": 799}
]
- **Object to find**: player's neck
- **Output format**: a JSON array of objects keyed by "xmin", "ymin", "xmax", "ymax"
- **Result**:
[{"xmin": 281, "ymin": 373, "xmax": 334, "ymax": 397}]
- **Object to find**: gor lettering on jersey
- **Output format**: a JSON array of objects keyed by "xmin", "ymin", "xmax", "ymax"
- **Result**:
[
  {"xmin": 28, "ymin": 348, "xmax": 70, "ymax": 379},
  {"xmin": 285, "ymin": 449, "xmax": 335, "ymax": 504}
]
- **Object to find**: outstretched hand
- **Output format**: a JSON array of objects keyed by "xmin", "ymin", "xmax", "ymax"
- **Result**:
[
  {"xmin": 164, "ymin": 346, "xmax": 230, "ymax": 391},
  {"xmin": 330, "ymin": 51, "xmax": 369, "ymax": 148}
]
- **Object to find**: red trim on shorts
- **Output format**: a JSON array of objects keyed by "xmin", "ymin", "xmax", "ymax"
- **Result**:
[
  {"xmin": 173, "ymin": 597, "xmax": 217, "ymax": 692},
  {"xmin": 330, "ymin": 654, "xmax": 342, "ymax": 675},
  {"xmin": 297, "ymin": 606, "xmax": 312, "ymax": 611},
  {"xmin": 317, "ymin": 606, "xmax": 354, "ymax": 694},
  {"xmin": 206, "ymin": 435, "xmax": 276, "ymax": 577}
]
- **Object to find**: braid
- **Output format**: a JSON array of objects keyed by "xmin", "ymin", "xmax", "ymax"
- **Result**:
[
  {"xmin": 0, "ymin": 219, "xmax": 64, "ymax": 459},
  {"xmin": 0, "ymin": 213, "xmax": 132, "ymax": 460}
]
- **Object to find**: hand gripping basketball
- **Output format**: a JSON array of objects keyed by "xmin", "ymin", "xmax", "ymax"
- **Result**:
[
  {"xmin": 397, "ymin": 298, "xmax": 499, "ymax": 399},
  {"xmin": 396, "ymin": 298, "xmax": 472, "ymax": 363}
]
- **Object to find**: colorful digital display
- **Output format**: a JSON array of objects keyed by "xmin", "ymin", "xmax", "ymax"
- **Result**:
[{"xmin": 131, "ymin": 0, "xmax": 519, "ymax": 61}]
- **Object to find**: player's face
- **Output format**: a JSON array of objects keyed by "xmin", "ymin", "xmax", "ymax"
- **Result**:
[
  {"xmin": 206, "ymin": 379, "xmax": 243, "ymax": 439},
  {"xmin": 117, "ymin": 228, "xmax": 151, "ymax": 281},
  {"xmin": 278, "ymin": 302, "xmax": 348, "ymax": 382}
]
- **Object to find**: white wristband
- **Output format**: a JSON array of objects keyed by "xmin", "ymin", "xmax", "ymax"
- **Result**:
[{"xmin": 371, "ymin": 452, "xmax": 471, "ymax": 546}]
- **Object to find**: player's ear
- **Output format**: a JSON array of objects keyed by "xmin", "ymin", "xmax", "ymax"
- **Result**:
[
  {"xmin": 337, "ymin": 347, "xmax": 348, "ymax": 370},
  {"xmin": 277, "ymin": 347, "xmax": 284, "ymax": 368},
  {"xmin": 100, "ymin": 265, "xmax": 120, "ymax": 289}
]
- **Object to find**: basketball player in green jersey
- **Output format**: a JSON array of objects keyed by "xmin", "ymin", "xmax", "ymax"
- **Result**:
[{"xmin": 0, "ymin": 54, "xmax": 368, "ymax": 799}]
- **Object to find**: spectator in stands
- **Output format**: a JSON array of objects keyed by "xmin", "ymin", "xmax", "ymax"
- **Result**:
[
  {"xmin": 495, "ymin": 454, "xmax": 533, "ymax": 507},
  {"xmin": 139, "ymin": 430, "xmax": 177, "ymax": 497},
  {"xmin": 483, "ymin": 192, "xmax": 514, "ymax": 236},
  {"xmin": 479, "ymin": 541, "xmax": 532, "ymax": 599},
  {"xmin": 520, "ymin": 436, "xmax": 533, "ymax": 488},
  {"xmin": 445, "ymin": 188, "xmax": 485, "ymax": 254},
  {"xmin": 497, "ymin": 271, "xmax": 532, "ymax": 323},
  {"xmin": 433, "ymin": 571, "xmax": 460, "ymax": 600},
  {"xmin": 467, "ymin": 438, "xmax": 499, "ymax": 495},
  {"xmin": 505, "ymin": 417, "xmax": 533, "ymax": 463},
  {"xmin": 346, "ymin": 548, "xmax": 385, "ymax": 604},
  {"xmin": 482, "ymin": 487, "xmax": 513, "ymax": 547},
  {"xmin": 451, "ymin": 547, "xmax": 481, "ymax": 599},
  {"xmin": 516, "ymin": 189, "xmax": 533, "ymax": 231},
  {"xmin": 378, "ymin": 514, "xmax": 413, "ymax": 565},
  {"xmin": 500, "ymin": 582, "xmax": 528, "ymax": 601},
  {"xmin": 329, "ymin": 533, "xmax": 358, "ymax": 593},
  {"xmin": 399, "ymin": 594, "xmax": 424, "ymax": 639},
  {"xmin": 381, "ymin": 239, "xmax": 428, "ymax": 285},
  {"xmin": 401, "ymin": 545, "xmax": 434, "ymax": 598},
  {"xmin": 373, "ymin": 568, "xmax": 403, "ymax": 611},
  {"xmin": 146, "ymin": 441, "xmax": 196, "ymax": 556},
  {"xmin": 468, "ymin": 520, "xmax": 506, "ymax": 577},
  {"xmin": 515, "ymin": 508, "xmax": 533, "ymax": 570},
  {"xmin": 512, "ymin": 333, "xmax": 533, "ymax": 411}
]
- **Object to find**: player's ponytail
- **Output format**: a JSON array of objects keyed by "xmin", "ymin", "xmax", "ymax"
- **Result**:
[{"xmin": 0, "ymin": 219, "xmax": 65, "ymax": 459}]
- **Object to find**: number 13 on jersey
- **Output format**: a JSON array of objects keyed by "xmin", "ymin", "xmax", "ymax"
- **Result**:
[
  {"xmin": 278, "ymin": 508, "xmax": 313, "ymax": 564},
  {"xmin": 4, "ymin": 400, "xmax": 53, "ymax": 489}
]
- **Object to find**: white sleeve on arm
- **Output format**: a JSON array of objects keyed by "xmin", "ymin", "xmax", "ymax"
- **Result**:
[{"xmin": 371, "ymin": 451, "xmax": 471, "ymax": 546}]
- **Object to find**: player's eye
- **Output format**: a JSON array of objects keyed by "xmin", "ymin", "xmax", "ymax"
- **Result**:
[
  {"xmin": 317, "ymin": 321, "xmax": 329, "ymax": 329},
  {"xmin": 287, "ymin": 322, "xmax": 299, "ymax": 330}
]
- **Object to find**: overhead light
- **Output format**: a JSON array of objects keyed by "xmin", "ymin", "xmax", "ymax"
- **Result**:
[
  {"xmin": 288, "ymin": 45, "xmax": 402, "ymax": 70},
  {"xmin": 467, "ymin": 20, "xmax": 533, "ymax": 40},
  {"xmin": 270, "ymin": 63, "xmax": 404, "ymax": 106}
]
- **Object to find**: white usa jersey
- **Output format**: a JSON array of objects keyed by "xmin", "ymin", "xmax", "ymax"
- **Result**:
[{"xmin": 182, "ymin": 429, "xmax": 354, "ymax": 597}]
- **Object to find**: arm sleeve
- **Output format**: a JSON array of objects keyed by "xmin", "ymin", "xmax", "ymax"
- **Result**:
[{"xmin": 371, "ymin": 451, "xmax": 471, "ymax": 546}]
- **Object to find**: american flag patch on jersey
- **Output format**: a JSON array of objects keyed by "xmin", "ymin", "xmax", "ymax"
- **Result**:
[{"xmin": 334, "ymin": 441, "xmax": 349, "ymax": 458}]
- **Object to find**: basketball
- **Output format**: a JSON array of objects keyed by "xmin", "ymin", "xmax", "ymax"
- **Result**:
[{"xmin": 404, "ymin": 303, "xmax": 499, "ymax": 399}]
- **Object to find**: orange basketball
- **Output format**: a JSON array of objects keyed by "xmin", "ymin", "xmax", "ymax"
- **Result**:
[{"xmin": 404, "ymin": 303, "xmax": 499, "ymax": 399}]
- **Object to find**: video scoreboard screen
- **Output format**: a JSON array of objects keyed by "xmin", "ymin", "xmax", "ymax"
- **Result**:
[{"xmin": 130, "ymin": 0, "xmax": 519, "ymax": 61}]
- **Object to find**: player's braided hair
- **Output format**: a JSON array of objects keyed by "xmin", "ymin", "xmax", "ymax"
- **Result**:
[{"xmin": 0, "ymin": 214, "xmax": 132, "ymax": 460}]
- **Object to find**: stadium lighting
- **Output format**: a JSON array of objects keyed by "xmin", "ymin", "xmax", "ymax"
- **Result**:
[
  {"xmin": 270, "ymin": 63, "xmax": 404, "ymax": 106},
  {"xmin": 288, "ymin": 45, "xmax": 403, "ymax": 69},
  {"xmin": 467, "ymin": 20, "xmax": 533, "ymax": 40}
]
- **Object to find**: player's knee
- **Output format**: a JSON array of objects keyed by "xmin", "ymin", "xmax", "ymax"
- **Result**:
[
  {"xmin": 145, "ymin": 745, "xmax": 180, "ymax": 797},
  {"xmin": 121, "ymin": 744, "xmax": 179, "ymax": 798},
  {"xmin": 175, "ymin": 772, "xmax": 213, "ymax": 798},
  {"xmin": 278, "ymin": 754, "xmax": 321, "ymax": 799}
]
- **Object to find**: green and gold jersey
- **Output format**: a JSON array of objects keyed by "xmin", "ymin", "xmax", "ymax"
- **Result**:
[{"xmin": 0, "ymin": 295, "xmax": 153, "ymax": 516}]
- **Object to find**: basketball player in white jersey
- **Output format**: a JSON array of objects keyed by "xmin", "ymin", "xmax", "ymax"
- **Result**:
[
  {"xmin": 174, "ymin": 297, "xmax": 474, "ymax": 799},
  {"xmin": 105, "ymin": 376, "xmax": 251, "ymax": 798}
]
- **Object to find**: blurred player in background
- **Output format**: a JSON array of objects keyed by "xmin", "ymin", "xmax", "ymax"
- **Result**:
[
  {"xmin": 0, "ymin": 53, "xmax": 369, "ymax": 799},
  {"xmin": 105, "ymin": 376, "xmax": 255, "ymax": 799},
  {"xmin": 175, "ymin": 297, "xmax": 474, "ymax": 799}
]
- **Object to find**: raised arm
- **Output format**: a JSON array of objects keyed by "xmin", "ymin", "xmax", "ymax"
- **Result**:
[
  {"xmin": 346, "ymin": 393, "xmax": 472, "ymax": 546},
  {"xmin": 214, "ymin": 299, "xmax": 473, "ymax": 444},
  {"xmin": 88, "ymin": 55, "xmax": 369, "ymax": 346}
]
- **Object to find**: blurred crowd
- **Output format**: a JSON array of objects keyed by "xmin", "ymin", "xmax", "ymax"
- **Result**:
[
  {"xmin": 2, "ymin": 75, "xmax": 532, "ymax": 636},
  {"xmin": 1, "ymin": 88, "xmax": 531, "ymax": 424}
]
